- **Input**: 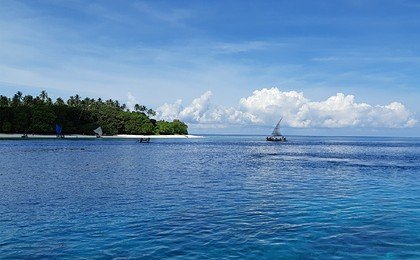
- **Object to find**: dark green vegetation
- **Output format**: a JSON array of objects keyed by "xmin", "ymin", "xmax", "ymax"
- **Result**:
[{"xmin": 0, "ymin": 91, "xmax": 188, "ymax": 135}]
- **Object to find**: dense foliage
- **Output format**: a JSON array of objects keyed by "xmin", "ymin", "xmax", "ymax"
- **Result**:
[{"xmin": 0, "ymin": 91, "xmax": 188, "ymax": 135}]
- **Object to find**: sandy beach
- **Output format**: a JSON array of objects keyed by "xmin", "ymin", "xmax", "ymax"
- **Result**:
[{"xmin": 0, "ymin": 133, "xmax": 204, "ymax": 140}]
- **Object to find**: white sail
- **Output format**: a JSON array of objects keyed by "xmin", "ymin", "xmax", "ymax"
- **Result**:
[
  {"xmin": 93, "ymin": 127, "xmax": 103, "ymax": 136},
  {"xmin": 271, "ymin": 118, "xmax": 282, "ymax": 136}
]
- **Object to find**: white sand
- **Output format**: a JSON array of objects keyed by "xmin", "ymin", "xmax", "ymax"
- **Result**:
[
  {"xmin": 0, "ymin": 133, "xmax": 204, "ymax": 139},
  {"xmin": 0, "ymin": 133, "xmax": 96, "ymax": 139},
  {"xmin": 111, "ymin": 134, "xmax": 203, "ymax": 139}
]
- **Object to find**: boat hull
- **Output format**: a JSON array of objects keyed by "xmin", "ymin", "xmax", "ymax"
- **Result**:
[{"xmin": 266, "ymin": 136, "xmax": 287, "ymax": 142}]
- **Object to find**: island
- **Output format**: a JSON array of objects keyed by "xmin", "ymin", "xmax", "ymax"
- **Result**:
[{"xmin": 0, "ymin": 91, "xmax": 189, "ymax": 137}]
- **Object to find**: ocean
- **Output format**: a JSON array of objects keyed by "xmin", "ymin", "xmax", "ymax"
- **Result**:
[{"xmin": 0, "ymin": 136, "xmax": 419, "ymax": 258}]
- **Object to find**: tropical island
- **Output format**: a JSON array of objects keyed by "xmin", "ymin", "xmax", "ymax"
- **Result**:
[{"xmin": 0, "ymin": 91, "xmax": 188, "ymax": 136}]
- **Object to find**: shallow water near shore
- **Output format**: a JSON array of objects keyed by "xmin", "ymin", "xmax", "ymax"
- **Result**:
[{"xmin": 0, "ymin": 135, "xmax": 419, "ymax": 258}]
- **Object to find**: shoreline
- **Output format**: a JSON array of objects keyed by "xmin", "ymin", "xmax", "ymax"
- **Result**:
[{"xmin": 0, "ymin": 133, "xmax": 204, "ymax": 140}]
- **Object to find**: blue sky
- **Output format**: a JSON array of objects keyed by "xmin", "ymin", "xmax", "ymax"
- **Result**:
[{"xmin": 1, "ymin": 0, "xmax": 419, "ymax": 136}]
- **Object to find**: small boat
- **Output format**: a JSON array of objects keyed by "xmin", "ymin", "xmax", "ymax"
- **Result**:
[
  {"xmin": 93, "ymin": 127, "xmax": 103, "ymax": 138},
  {"xmin": 266, "ymin": 118, "xmax": 287, "ymax": 142},
  {"xmin": 138, "ymin": 138, "xmax": 150, "ymax": 143},
  {"xmin": 56, "ymin": 124, "xmax": 65, "ymax": 138}
]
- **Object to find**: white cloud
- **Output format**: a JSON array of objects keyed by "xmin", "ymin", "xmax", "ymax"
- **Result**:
[
  {"xmin": 126, "ymin": 92, "xmax": 137, "ymax": 110},
  {"xmin": 157, "ymin": 99, "xmax": 183, "ymax": 121},
  {"xmin": 157, "ymin": 87, "xmax": 417, "ymax": 129},
  {"xmin": 213, "ymin": 41, "xmax": 274, "ymax": 54},
  {"xmin": 157, "ymin": 91, "xmax": 260, "ymax": 125},
  {"xmin": 179, "ymin": 91, "xmax": 212, "ymax": 122}
]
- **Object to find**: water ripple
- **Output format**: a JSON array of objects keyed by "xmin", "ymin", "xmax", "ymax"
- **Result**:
[{"xmin": 0, "ymin": 136, "xmax": 419, "ymax": 258}]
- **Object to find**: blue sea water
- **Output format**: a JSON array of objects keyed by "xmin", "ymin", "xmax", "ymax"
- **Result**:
[{"xmin": 0, "ymin": 135, "xmax": 419, "ymax": 258}]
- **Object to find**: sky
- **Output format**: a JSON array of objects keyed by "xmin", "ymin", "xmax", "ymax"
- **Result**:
[{"xmin": 1, "ymin": 0, "xmax": 419, "ymax": 136}]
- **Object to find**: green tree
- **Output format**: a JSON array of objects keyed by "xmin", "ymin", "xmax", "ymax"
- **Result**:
[
  {"xmin": 11, "ymin": 91, "xmax": 23, "ymax": 107},
  {"xmin": 29, "ymin": 105, "xmax": 56, "ymax": 134},
  {"xmin": 23, "ymin": 95, "xmax": 34, "ymax": 106},
  {"xmin": 0, "ymin": 95, "xmax": 10, "ymax": 107},
  {"xmin": 171, "ymin": 119, "xmax": 188, "ymax": 135},
  {"xmin": 55, "ymin": 97, "xmax": 65, "ymax": 106},
  {"xmin": 155, "ymin": 121, "xmax": 173, "ymax": 135},
  {"xmin": 147, "ymin": 108, "xmax": 156, "ymax": 117},
  {"xmin": 0, "ymin": 91, "xmax": 188, "ymax": 135}
]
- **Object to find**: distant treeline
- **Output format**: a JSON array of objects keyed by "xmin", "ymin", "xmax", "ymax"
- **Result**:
[{"xmin": 0, "ymin": 91, "xmax": 188, "ymax": 135}]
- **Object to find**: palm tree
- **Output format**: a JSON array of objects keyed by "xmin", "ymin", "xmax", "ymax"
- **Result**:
[
  {"xmin": 39, "ymin": 90, "xmax": 48, "ymax": 103},
  {"xmin": 0, "ymin": 95, "xmax": 10, "ymax": 106},
  {"xmin": 23, "ymin": 95, "xmax": 34, "ymax": 106},
  {"xmin": 12, "ymin": 91, "xmax": 23, "ymax": 106},
  {"xmin": 74, "ymin": 94, "xmax": 81, "ymax": 106},
  {"xmin": 67, "ymin": 96, "xmax": 75, "ymax": 106},
  {"xmin": 147, "ymin": 109, "xmax": 156, "ymax": 117},
  {"xmin": 55, "ymin": 97, "xmax": 65, "ymax": 106}
]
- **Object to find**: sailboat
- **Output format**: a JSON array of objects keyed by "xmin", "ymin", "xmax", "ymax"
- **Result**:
[
  {"xmin": 93, "ymin": 127, "xmax": 103, "ymax": 138},
  {"xmin": 55, "ymin": 124, "xmax": 65, "ymax": 138},
  {"xmin": 266, "ymin": 118, "xmax": 287, "ymax": 142}
]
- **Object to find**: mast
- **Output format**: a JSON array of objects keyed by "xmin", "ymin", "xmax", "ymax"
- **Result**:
[{"xmin": 271, "ymin": 118, "xmax": 282, "ymax": 136}]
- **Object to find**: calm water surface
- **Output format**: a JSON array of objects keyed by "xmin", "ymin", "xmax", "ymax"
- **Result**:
[{"xmin": 0, "ymin": 136, "xmax": 419, "ymax": 258}]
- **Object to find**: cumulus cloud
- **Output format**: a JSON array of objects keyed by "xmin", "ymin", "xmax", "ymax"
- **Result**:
[
  {"xmin": 126, "ymin": 92, "xmax": 137, "ymax": 110},
  {"xmin": 179, "ymin": 91, "xmax": 212, "ymax": 122},
  {"xmin": 157, "ymin": 99, "xmax": 183, "ymax": 121},
  {"xmin": 157, "ymin": 91, "xmax": 259, "ymax": 127},
  {"xmin": 156, "ymin": 87, "xmax": 416, "ymax": 128}
]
